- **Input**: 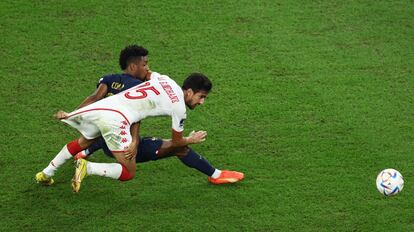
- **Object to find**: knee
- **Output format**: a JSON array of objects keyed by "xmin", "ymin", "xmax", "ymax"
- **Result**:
[
  {"xmin": 126, "ymin": 170, "xmax": 136, "ymax": 180},
  {"xmin": 119, "ymin": 164, "xmax": 136, "ymax": 181}
]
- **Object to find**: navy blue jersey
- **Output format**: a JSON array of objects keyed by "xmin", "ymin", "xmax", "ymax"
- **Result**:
[{"xmin": 98, "ymin": 73, "xmax": 143, "ymax": 97}]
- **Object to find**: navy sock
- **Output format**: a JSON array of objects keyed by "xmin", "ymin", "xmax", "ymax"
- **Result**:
[
  {"xmin": 179, "ymin": 149, "xmax": 215, "ymax": 177},
  {"xmin": 85, "ymin": 138, "xmax": 105, "ymax": 156}
]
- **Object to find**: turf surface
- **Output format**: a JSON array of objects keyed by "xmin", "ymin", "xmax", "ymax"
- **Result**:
[{"xmin": 0, "ymin": 0, "xmax": 413, "ymax": 231}]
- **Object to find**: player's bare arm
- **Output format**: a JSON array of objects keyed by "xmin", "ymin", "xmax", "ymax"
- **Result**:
[
  {"xmin": 125, "ymin": 122, "xmax": 140, "ymax": 160},
  {"xmin": 52, "ymin": 84, "xmax": 107, "ymax": 120},
  {"xmin": 152, "ymin": 130, "xmax": 205, "ymax": 158},
  {"xmin": 171, "ymin": 129, "xmax": 207, "ymax": 148},
  {"xmin": 76, "ymin": 83, "xmax": 108, "ymax": 109}
]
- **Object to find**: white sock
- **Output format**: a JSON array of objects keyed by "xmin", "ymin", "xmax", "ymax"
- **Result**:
[
  {"xmin": 211, "ymin": 169, "xmax": 222, "ymax": 179},
  {"xmin": 43, "ymin": 145, "xmax": 72, "ymax": 177},
  {"xmin": 87, "ymin": 161, "xmax": 122, "ymax": 179}
]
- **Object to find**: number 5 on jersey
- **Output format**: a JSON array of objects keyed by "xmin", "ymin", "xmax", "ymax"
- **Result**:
[{"xmin": 124, "ymin": 82, "xmax": 160, "ymax": 99}]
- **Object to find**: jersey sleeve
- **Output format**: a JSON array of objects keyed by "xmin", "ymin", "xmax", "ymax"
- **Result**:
[
  {"xmin": 97, "ymin": 75, "xmax": 112, "ymax": 88},
  {"xmin": 171, "ymin": 104, "xmax": 187, "ymax": 132}
]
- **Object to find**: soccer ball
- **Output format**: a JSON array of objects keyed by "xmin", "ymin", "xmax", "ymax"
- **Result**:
[{"xmin": 376, "ymin": 168, "xmax": 404, "ymax": 196}]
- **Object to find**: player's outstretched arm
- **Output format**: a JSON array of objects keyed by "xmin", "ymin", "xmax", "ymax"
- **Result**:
[
  {"xmin": 171, "ymin": 130, "xmax": 207, "ymax": 148},
  {"xmin": 76, "ymin": 83, "xmax": 108, "ymax": 109}
]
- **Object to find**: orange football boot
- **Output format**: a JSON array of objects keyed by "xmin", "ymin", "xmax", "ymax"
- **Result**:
[{"xmin": 208, "ymin": 170, "xmax": 244, "ymax": 184}]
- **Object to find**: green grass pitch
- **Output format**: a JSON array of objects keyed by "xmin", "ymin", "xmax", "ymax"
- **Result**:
[{"xmin": 0, "ymin": 0, "xmax": 413, "ymax": 231}]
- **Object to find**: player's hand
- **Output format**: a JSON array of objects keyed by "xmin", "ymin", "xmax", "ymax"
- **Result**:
[
  {"xmin": 187, "ymin": 130, "xmax": 207, "ymax": 144},
  {"xmin": 124, "ymin": 141, "xmax": 138, "ymax": 160},
  {"xmin": 54, "ymin": 110, "xmax": 68, "ymax": 119}
]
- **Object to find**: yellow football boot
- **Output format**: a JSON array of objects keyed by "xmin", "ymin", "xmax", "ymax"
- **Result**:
[
  {"xmin": 35, "ymin": 171, "xmax": 54, "ymax": 186},
  {"xmin": 72, "ymin": 159, "xmax": 88, "ymax": 193}
]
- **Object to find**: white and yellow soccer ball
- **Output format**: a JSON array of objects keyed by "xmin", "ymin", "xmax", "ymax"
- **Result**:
[{"xmin": 376, "ymin": 168, "xmax": 404, "ymax": 196}]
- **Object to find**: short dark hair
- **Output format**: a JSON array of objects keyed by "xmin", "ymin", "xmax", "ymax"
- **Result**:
[
  {"xmin": 119, "ymin": 45, "xmax": 149, "ymax": 70},
  {"xmin": 182, "ymin": 73, "xmax": 212, "ymax": 93}
]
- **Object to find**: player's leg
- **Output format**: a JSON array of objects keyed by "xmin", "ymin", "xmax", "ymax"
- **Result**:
[
  {"xmin": 157, "ymin": 140, "xmax": 244, "ymax": 184},
  {"xmin": 154, "ymin": 139, "xmax": 217, "ymax": 176},
  {"xmin": 72, "ymin": 151, "xmax": 136, "ymax": 192},
  {"xmin": 71, "ymin": 119, "xmax": 137, "ymax": 192},
  {"xmin": 175, "ymin": 146, "xmax": 219, "ymax": 178},
  {"xmin": 177, "ymin": 147, "xmax": 244, "ymax": 184},
  {"xmin": 84, "ymin": 150, "xmax": 137, "ymax": 181},
  {"xmin": 101, "ymin": 138, "xmax": 115, "ymax": 158},
  {"xmin": 36, "ymin": 136, "xmax": 96, "ymax": 185},
  {"xmin": 135, "ymin": 137, "xmax": 162, "ymax": 162},
  {"xmin": 37, "ymin": 108, "xmax": 104, "ymax": 185},
  {"xmin": 74, "ymin": 137, "xmax": 106, "ymax": 160},
  {"xmin": 154, "ymin": 140, "xmax": 217, "ymax": 176}
]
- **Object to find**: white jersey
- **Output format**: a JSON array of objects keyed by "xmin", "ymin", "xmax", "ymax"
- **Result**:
[{"xmin": 73, "ymin": 72, "xmax": 187, "ymax": 132}]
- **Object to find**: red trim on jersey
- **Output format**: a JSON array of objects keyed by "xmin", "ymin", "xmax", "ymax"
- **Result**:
[{"xmin": 66, "ymin": 108, "xmax": 130, "ymax": 125}]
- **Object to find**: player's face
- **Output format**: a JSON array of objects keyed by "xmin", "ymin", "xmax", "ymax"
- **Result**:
[
  {"xmin": 185, "ymin": 89, "xmax": 209, "ymax": 110},
  {"xmin": 132, "ymin": 56, "xmax": 149, "ymax": 80}
]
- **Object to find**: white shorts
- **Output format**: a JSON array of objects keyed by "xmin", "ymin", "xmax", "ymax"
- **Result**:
[{"xmin": 62, "ymin": 108, "xmax": 132, "ymax": 153}]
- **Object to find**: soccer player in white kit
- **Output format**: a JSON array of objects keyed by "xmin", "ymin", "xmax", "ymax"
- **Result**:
[{"xmin": 38, "ymin": 72, "xmax": 211, "ymax": 192}]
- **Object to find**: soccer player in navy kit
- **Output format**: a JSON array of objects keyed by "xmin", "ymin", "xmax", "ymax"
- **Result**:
[
  {"xmin": 76, "ymin": 45, "xmax": 149, "ymax": 109},
  {"xmin": 36, "ymin": 45, "xmax": 244, "ymax": 189}
]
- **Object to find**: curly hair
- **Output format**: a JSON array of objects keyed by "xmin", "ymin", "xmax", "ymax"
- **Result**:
[{"xmin": 119, "ymin": 45, "xmax": 149, "ymax": 70}]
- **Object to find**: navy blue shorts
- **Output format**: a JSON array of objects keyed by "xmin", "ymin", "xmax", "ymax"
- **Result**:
[{"xmin": 99, "ymin": 137, "xmax": 162, "ymax": 163}]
